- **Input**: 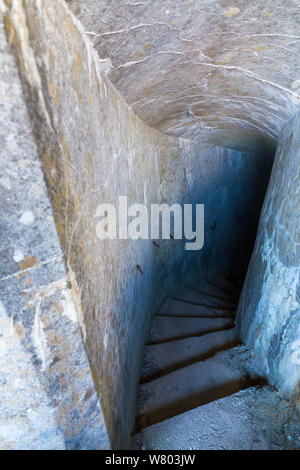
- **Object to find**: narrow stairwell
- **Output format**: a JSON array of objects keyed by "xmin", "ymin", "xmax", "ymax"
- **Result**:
[{"xmin": 133, "ymin": 275, "xmax": 260, "ymax": 440}]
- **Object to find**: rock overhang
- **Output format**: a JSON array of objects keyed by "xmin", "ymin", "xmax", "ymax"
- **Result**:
[{"xmin": 68, "ymin": 0, "xmax": 300, "ymax": 143}]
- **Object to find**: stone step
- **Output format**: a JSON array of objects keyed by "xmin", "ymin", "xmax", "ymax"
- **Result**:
[
  {"xmin": 136, "ymin": 351, "xmax": 249, "ymax": 430},
  {"xmin": 141, "ymin": 328, "xmax": 239, "ymax": 381},
  {"xmin": 158, "ymin": 298, "xmax": 235, "ymax": 317},
  {"xmin": 132, "ymin": 387, "xmax": 272, "ymax": 450},
  {"xmin": 192, "ymin": 279, "xmax": 238, "ymax": 303},
  {"xmin": 173, "ymin": 287, "xmax": 236, "ymax": 310},
  {"xmin": 210, "ymin": 275, "xmax": 241, "ymax": 298},
  {"xmin": 148, "ymin": 316, "xmax": 234, "ymax": 344}
]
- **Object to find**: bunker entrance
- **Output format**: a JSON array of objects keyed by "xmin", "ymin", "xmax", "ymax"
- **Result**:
[{"xmin": 133, "ymin": 136, "xmax": 276, "ymax": 438}]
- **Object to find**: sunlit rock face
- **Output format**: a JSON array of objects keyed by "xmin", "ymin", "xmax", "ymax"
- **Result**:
[
  {"xmin": 0, "ymin": 10, "xmax": 110, "ymax": 449},
  {"xmin": 68, "ymin": 0, "xmax": 300, "ymax": 141}
]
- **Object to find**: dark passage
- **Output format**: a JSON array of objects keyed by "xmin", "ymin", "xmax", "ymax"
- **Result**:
[{"xmin": 133, "ymin": 138, "xmax": 276, "ymax": 436}]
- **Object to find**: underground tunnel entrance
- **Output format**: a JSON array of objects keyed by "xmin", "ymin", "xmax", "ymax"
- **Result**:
[
  {"xmin": 133, "ymin": 136, "xmax": 277, "ymax": 437},
  {"xmin": 5, "ymin": 0, "xmax": 300, "ymax": 451}
]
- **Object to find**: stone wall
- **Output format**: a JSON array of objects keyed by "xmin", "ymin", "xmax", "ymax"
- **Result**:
[
  {"xmin": 237, "ymin": 111, "xmax": 300, "ymax": 400},
  {"xmin": 4, "ymin": 0, "xmax": 274, "ymax": 448},
  {"xmin": 0, "ymin": 6, "xmax": 109, "ymax": 449}
]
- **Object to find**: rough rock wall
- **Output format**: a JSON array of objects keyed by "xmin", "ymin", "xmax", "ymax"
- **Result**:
[
  {"xmin": 237, "ymin": 111, "xmax": 300, "ymax": 399},
  {"xmin": 0, "ymin": 7, "xmax": 109, "ymax": 449},
  {"xmin": 5, "ymin": 0, "xmax": 273, "ymax": 448},
  {"xmin": 68, "ymin": 0, "xmax": 300, "ymax": 141}
]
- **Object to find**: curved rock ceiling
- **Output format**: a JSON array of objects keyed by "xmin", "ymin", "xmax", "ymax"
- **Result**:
[{"xmin": 68, "ymin": 0, "xmax": 300, "ymax": 143}]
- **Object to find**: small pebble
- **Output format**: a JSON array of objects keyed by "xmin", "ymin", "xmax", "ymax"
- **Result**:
[
  {"xmin": 19, "ymin": 211, "xmax": 35, "ymax": 226},
  {"xmin": 13, "ymin": 249, "xmax": 24, "ymax": 263}
]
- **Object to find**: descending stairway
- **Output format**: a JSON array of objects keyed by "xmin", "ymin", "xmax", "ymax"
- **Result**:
[{"xmin": 133, "ymin": 275, "xmax": 260, "ymax": 440}]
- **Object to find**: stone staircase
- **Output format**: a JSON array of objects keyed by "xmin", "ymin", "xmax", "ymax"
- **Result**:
[{"xmin": 132, "ymin": 275, "xmax": 265, "ymax": 448}]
